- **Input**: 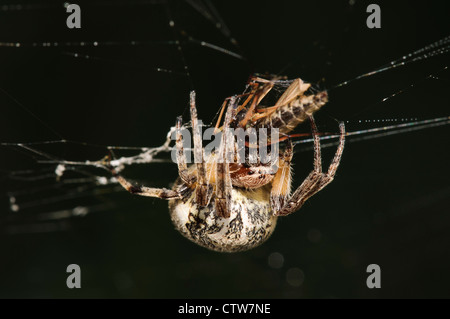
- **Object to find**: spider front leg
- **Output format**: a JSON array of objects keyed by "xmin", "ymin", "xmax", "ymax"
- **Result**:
[
  {"xmin": 214, "ymin": 96, "xmax": 236, "ymax": 218},
  {"xmin": 275, "ymin": 116, "xmax": 345, "ymax": 216},
  {"xmin": 239, "ymin": 81, "xmax": 274, "ymax": 128},
  {"xmin": 176, "ymin": 116, "xmax": 196, "ymax": 186},
  {"xmin": 270, "ymin": 139, "xmax": 293, "ymax": 213},
  {"xmin": 190, "ymin": 91, "xmax": 213, "ymax": 207},
  {"xmin": 110, "ymin": 168, "xmax": 180, "ymax": 199},
  {"xmin": 107, "ymin": 103, "xmax": 200, "ymax": 201}
]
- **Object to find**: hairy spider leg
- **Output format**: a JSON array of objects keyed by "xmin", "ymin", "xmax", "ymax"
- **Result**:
[
  {"xmin": 176, "ymin": 116, "xmax": 195, "ymax": 186},
  {"xmin": 214, "ymin": 96, "xmax": 237, "ymax": 218},
  {"xmin": 190, "ymin": 91, "xmax": 212, "ymax": 206},
  {"xmin": 110, "ymin": 167, "xmax": 180, "ymax": 200},
  {"xmin": 275, "ymin": 116, "xmax": 345, "ymax": 216},
  {"xmin": 270, "ymin": 139, "xmax": 293, "ymax": 213},
  {"xmin": 106, "ymin": 95, "xmax": 210, "ymax": 201}
]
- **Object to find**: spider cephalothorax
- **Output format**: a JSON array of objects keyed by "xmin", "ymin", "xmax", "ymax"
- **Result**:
[{"xmin": 111, "ymin": 76, "xmax": 345, "ymax": 252}]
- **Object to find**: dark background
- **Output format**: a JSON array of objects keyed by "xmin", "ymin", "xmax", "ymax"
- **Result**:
[{"xmin": 0, "ymin": 0, "xmax": 449, "ymax": 298}]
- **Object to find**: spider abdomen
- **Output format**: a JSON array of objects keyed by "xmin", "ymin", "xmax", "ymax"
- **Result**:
[{"xmin": 169, "ymin": 184, "xmax": 277, "ymax": 252}]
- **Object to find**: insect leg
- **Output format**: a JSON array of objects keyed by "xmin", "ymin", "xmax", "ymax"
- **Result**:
[
  {"xmin": 252, "ymin": 78, "xmax": 311, "ymax": 121},
  {"xmin": 238, "ymin": 82, "xmax": 274, "ymax": 127},
  {"xmin": 214, "ymin": 87, "xmax": 257, "ymax": 133}
]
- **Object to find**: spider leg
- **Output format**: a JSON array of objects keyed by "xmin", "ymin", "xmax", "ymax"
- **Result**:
[
  {"xmin": 270, "ymin": 139, "xmax": 293, "ymax": 213},
  {"xmin": 215, "ymin": 96, "xmax": 236, "ymax": 218},
  {"xmin": 176, "ymin": 116, "xmax": 195, "ymax": 186},
  {"xmin": 275, "ymin": 116, "xmax": 345, "ymax": 216},
  {"xmin": 190, "ymin": 91, "xmax": 212, "ymax": 206},
  {"xmin": 111, "ymin": 169, "xmax": 180, "ymax": 199}
]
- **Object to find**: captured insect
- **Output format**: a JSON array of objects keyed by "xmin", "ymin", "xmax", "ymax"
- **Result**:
[{"xmin": 109, "ymin": 76, "xmax": 345, "ymax": 252}]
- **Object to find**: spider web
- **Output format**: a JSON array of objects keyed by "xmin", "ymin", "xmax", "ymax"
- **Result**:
[
  {"xmin": 0, "ymin": 0, "xmax": 249, "ymax": 230},
  {"xmin": 0, "ymin": 0, "xmax": 449, "ymax": 298}
]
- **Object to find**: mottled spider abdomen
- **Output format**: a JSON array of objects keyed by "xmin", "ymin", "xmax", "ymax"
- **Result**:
[{"xmin": 169, "ymin": 183, "xmax": 278, "ymax": 252}]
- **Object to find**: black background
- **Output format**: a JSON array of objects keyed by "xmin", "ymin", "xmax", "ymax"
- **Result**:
[{"xmin": 0, "ymin": 0, "xmax": 449, "ymax": 298}]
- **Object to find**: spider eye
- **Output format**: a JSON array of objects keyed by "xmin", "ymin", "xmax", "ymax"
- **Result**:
[{"xmin": 248, "ymin": 171, "xmax": 254, "ymax": 175}]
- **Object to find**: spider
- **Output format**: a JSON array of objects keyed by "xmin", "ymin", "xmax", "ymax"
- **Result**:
[{"xmin": 109, "ymin": 77, "xmax": 346, "ymax": 252}]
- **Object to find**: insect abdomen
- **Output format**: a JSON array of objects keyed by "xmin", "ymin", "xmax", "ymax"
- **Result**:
[{"xmin": 264, "ymin": 91, "xmax": 328, "ymax": 135}]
